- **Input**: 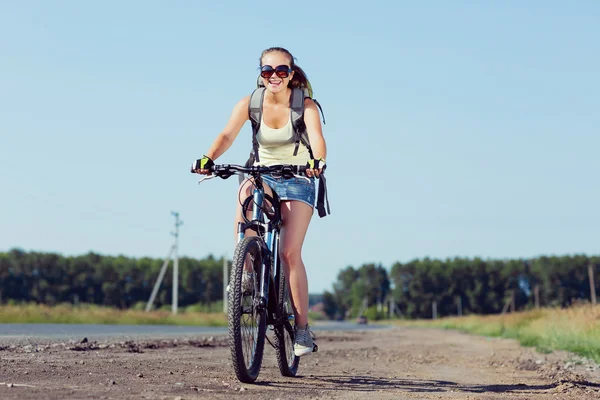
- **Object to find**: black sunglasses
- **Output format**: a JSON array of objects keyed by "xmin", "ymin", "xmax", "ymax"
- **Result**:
[{"xmin": 260, "ymin": 65, "xmax": 293, "ymax": 79}]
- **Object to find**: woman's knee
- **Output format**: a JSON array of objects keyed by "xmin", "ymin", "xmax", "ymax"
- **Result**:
[
  {"xmin": 238, "ymin": 180, "xmax": 253, "ymax": 203},
  {"xmin": 280, "ymin": 246, "xmax": 302, "ymax": 266}
]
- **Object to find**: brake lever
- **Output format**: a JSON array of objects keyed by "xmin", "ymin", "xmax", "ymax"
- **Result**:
[{"xmin": 197, "ymin": 175, "xmax": 217, "ymax": 185}]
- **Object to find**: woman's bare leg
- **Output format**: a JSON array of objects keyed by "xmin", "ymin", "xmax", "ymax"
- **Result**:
[
  {"xmin": 279, "ymin": 200, "xmax": 313, "ymax": 327},
  {"xmin": 234, "ymin": 178, "xmax": 274, "ymax": 272},
  {"xmin": 234, "ymin": 178, "xmax": 274, "ymax": 242}
]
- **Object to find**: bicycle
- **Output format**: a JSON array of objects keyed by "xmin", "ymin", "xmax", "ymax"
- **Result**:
[{"xmin": 195, "ymin": 163, "xmax": 318, "ymax": 383}]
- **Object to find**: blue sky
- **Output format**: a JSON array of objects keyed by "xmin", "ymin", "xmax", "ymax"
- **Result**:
[{"xmin": 1, "ymin": 1, "xmax": 599, "ymax": 293}]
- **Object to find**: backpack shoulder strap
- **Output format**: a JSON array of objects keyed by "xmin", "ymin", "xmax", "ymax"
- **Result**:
[
  {"xmin": 248, "ymin": 87, "xmax": 265, "ymax": 163},
  {"xmin": 290, "ymin": 87, "xmax": 313, "ymax": 159}
]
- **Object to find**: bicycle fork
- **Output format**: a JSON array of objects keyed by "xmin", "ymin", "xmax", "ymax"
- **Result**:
[{"xmin": 236, "ymin": 186, "xmax": 276, "ymax": 315}]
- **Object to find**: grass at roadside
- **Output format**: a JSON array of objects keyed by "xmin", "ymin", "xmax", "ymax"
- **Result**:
[
  {"xmin": 0, "ymin": 303, "xmax": 227, "ymax": 326},
  {"xmin": 395, "ymin": 305, "xmax": 600, "ymax": 363}
]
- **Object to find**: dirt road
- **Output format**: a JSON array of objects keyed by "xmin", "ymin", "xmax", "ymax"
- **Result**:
[{"xmin": 1, "ymin": 326, "xmax": 599, "ymax": 399}]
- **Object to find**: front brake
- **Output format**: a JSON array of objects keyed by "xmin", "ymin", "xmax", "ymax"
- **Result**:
[{"xmin": 197, "ymin": 175, "xmax": 217, "ymax": 184}]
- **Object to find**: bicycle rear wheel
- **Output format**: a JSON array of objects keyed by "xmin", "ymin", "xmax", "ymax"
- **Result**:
[
  {"xmin": 228, "ymin": 236, "xmax": 267, "ymax": 383},
  {"xmin": 274, "ymin": 264, "xmax": 300, "ymax": 376}
]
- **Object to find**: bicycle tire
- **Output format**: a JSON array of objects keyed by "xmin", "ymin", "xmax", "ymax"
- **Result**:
[
  {"xmin": 228, "ymin": 236, "xmax": 267, "ymax": 383},
  {"xmin": 274, "ymin": 261, "xmax": 300, "ymax": 376}
]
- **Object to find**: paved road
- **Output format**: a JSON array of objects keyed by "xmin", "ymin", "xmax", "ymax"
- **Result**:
[{"xmin": 0, "ymin": 321, "xmax": 383, "ymax": 341}]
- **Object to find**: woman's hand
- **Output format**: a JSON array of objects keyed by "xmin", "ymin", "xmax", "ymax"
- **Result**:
[
  {"xmin": 306, "ymin": 158, "xmax": 325, "ymax": 178},
  {"xmin": 191, "ymin": 155, "xmax": 214, "ymax": 175}
]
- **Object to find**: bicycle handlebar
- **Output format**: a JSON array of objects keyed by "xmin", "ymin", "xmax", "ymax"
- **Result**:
[
  {"xmin": 192, "ymin": 162, "xmax": 330, "ymax": 218},
  {"xmin": 215, "ymin": 164, "xmax": 307, "ymax": 177},
  {"xmin": 193, "ymin": 163, "xmax": 325, "ymax": 180}
]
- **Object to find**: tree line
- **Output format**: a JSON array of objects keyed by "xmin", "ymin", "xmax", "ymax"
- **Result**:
[
  {"xmin": 0, "ymin": 248, "xmax": 224, "ymax": 309},
  {"xmin": 322, "ymin": 255, "xmax": 600, "ymax": 320},
  {"xmin": 1, "ymin": 249, "xmax": 598, "ymax": 319}
]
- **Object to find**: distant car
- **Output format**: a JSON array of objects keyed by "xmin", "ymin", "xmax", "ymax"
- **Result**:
[{"xmin": 356, "ymin": 315, "xmax": 368, "ymax": 325}]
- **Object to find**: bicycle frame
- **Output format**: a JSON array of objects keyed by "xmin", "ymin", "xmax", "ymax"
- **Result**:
[{"xmin": 236, "ymin": 176, "xmax": 283, "ymax": 325}]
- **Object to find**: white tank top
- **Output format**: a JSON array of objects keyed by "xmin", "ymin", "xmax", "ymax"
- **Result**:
[{"xmin": 254, "ymin": 116, "xmax": 310, "ymax": 166}]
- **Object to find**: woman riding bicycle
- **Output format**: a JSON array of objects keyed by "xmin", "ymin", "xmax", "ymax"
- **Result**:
[{"xmin": 192, "ymin": 47, "xmax": 327, "ymax": 356}]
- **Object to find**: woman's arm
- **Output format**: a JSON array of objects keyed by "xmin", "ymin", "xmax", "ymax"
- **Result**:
[
  {"xmin": 204, "ymin": 96, "xmax": 251, "ymax": 160},
  {"xmin": 303, "ymin": 98, "xmax": 327, "ymax": 161}
]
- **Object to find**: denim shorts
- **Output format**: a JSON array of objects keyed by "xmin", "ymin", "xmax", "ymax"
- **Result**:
[{"xmin": 262, "ymin": 175, "xmax": 316, "ymax": 208}]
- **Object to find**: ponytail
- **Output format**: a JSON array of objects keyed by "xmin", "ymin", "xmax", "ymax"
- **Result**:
[{"xmin": 289, "ymin": 64, "xmax": 313, "ymax": 98}]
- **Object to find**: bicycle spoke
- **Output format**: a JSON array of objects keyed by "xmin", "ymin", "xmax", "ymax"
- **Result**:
[
  {"xmin": 274, "ymin": 265, "xmax": 300, "ymax": 377},
  {"xmin": 241, "ymin": 294, "xmax": 256, "ymax": 368},
  {"xmin": 228, "ymin": 230, "xmax": 268, "ymax": 382}
]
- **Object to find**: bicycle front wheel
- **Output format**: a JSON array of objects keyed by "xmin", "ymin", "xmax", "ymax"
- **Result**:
[{"xmin": 228, "ymin": 236, "xmax": 267, "ymax": 383}]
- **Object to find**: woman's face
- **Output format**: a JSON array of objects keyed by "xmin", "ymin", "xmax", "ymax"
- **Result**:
[{"xmin": 260, "ymin": 51, "xmax": 293, "ymax": 94}]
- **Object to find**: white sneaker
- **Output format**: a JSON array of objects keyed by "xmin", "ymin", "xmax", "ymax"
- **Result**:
[{"xmin": 293, "ymin": 325, "xmax": 314, "ymax": 356}]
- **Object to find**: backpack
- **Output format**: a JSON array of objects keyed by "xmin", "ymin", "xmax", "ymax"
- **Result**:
[
  {"xmin": 246, "ymin": 77, "xmax": 325, "ymax": 166},
  {"xmin": 241, "ymin": 78, "xmax": 330, "ymax": 217}
]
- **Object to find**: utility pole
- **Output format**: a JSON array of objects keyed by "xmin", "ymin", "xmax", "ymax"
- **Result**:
[
  {"xmin": 432, "ymin": 301, "xmax": 438, "ymax": 319},
  {"xmin": 223, "ymin": 256, "xmax": 229, "ymax": 313},
  {"xmin": 394, "ymin": 304, "xmax": 404, "ymax": 319},
  {"xmin": 456, "ymin": 296, "xmax": 463, "ymax": 317},
  {"xmin": 589, "ymin": 262, "xmax": 597, "ymax": 306},
  {"xmin": 357, "ymin": 297, "xmax": 368, "ymax": 318},
  {"xmin": 171, "ymin": 212, "xmax": 183, "ymax": 314},
  {"xmin": 511, "ymin": 290, "xmax": 516, "ymax": 313},
  {"xmin": 145, "ymin": 245, "xmax": 175, "ymax": 312},
  {"xmin": 501, "ymin": 290, "xmax": 513, "ymax": 315},
  {"xmin": 534, "ymin": 285, "xmax": 540, "ymax": 309},
  {"xmin": 145, "ymin": 212, "xmax": 182, "ymax": 314}
]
